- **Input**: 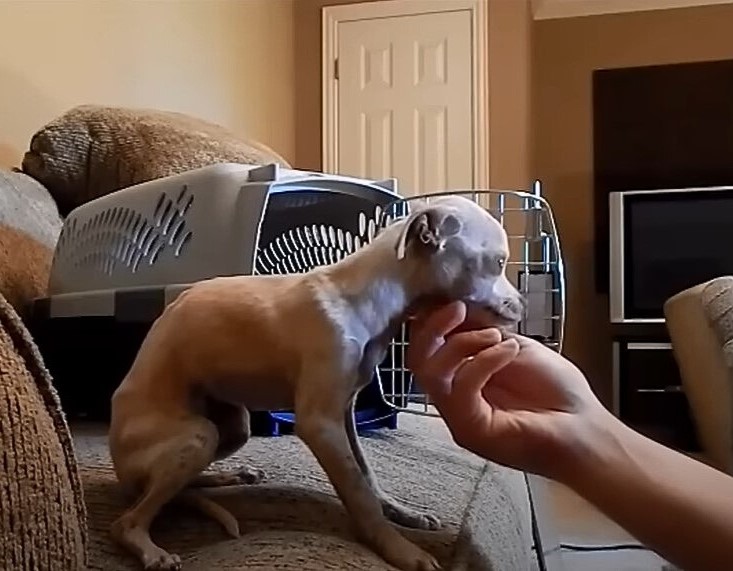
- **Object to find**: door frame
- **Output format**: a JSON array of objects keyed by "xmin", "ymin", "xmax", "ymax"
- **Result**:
[{"xmin": 322, "ymin": 0, "xmax": 489, "ymax": 190}]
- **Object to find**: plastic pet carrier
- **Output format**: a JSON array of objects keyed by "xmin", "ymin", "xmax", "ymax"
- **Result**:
[{"xmin": 30, "ymin": 162, "xmax": 406, "ymax": 435}]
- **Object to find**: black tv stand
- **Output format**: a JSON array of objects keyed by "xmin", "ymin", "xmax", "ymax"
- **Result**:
[{"xmin": 611, "ymin": 321, "xmax": 700, "ymax": 452}]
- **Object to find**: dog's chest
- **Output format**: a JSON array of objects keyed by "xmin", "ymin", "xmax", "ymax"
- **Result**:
[{"xmin": 356, "ymin": 334, "xmax": 392, "ymax": 388}]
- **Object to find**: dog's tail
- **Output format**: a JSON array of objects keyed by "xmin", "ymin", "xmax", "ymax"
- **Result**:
[{"xmin": 179, "ymin": 489, "xmax": 240, "ymax": 538}]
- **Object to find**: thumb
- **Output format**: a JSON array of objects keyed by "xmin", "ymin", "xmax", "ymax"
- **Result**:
[
  {"xmin": 407, "ymin": 301, "xmax": 466, "ymax": 369},
  {"xmin": 453, "ymin": 338, "xmax": 520, "ymax": 397}
]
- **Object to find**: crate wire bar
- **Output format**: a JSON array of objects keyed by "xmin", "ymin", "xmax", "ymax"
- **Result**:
[{"xmin": 374, "ymin": 185, "xmax": 566, "ymax": 417}]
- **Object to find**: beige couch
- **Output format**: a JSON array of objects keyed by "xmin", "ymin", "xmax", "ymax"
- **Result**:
[
  {"xmin": 0, "ymin": 106, "xmax": 541, "ymax": 570},
  {"xmin": 665, "ymin": 277, "xmax": 733, "ymax": 474}
]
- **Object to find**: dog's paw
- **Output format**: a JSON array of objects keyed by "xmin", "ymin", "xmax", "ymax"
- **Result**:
[
  {"xmin": 411, "ymin": 511, "xmax": 441, "ymax": 531},
  {"xmin": 237, "ymin": 466, "xmax": 265, "ymax": 485},
  {"xmin": 192, "ymin": 466, "xmax": 264, "ymax": 487},
  {"xmin": 413, "ymin": 553, "xmax": 442, "ymax": 571},
  {"xmin": 384, "ymin": 503, "xmax": 441, "ymax": 531},
  {"xmin": 389, "ymin": 544, "xmax": 442, "ymax": 571},
  {"xmin": 143, "ymin": 552, "xmax": 182, "ymax": 571}
]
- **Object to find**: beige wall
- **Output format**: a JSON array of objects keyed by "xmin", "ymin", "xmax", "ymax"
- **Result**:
[
  {"xmin": 532, "ymin": 5, "xmax": 733, "ymax": 403},
  {"xmin": 294, "ymin": 0, "xmax": 533, "ymax": 189},
  {"xmin": 0, "ymin": 0, "xmax": 295, "ymax": 168}
]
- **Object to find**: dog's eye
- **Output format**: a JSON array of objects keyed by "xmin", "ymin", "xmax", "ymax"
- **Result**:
[{"xmin": 482, "ymin": 253, "xmax": 506, "ymax": 274}]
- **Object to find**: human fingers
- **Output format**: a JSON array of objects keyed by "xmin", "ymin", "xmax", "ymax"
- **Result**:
[
  {"xmin": 453, "ymin": 338, "xmax": 520, "ymax": 398},
  {"xmin": 407, "ymin": 301, "xmax": 467, "ymax": 369},
  {"xmin": 503, "ymin": 333, "xmax": 584, "ymax": 379},
  {"xmin": 418, "ymin": 328, "xmax": 504, "ymax": 388},
  {"xmin": 429, "ymin": 340, "xmax": 520, "ymax": 457}
]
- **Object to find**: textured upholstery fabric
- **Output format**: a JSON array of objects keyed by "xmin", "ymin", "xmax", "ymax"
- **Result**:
[
  {"xmin": 0, "ymin": 293, "xmax": 86, "ymax": 569},
  {"xmin": 74, "ymin": 413, "xmax": 533, "ymax": 570},
  {"xmin": 702, "ymin": 277, "xmax": 733, "ymax": 367},
  {"xmin": 665, "ymin": 277, "xmax": 733, "ymax": 473},
  {"xmin": 0, "ymin": 169, "xmax": 62, "ymax": 317},
  {"xmin": 22, "ymin": 105, "xmax": 291, "ymax": 216}
]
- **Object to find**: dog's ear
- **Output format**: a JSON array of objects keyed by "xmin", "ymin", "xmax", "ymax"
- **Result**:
[{"xmin": 395, "ymin": 203, "xmax": 462, "ymax": 260}]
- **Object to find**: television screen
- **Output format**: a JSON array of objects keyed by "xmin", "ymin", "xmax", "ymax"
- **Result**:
[{"xmin": 623, "ymin": 188, "xmax": 733, "ymax": 319}]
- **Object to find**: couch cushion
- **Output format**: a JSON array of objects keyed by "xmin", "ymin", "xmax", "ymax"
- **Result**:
[
  {"xmin": 22, "ymin": 105, "xmax": 291, "ymax": 216},
  {"xmin": 0, "ymin": 293, "xmax": 86, "ymax": 569},
  {"xmin": 702, "ymin": 276, "xmax": 733, "ymax": 367},
  {"xmin": 665, "ymin": 277, "xmax": 733, "ymax": 473},
  {"xmin": 74, "ymin": 413, "xmax": 533, "ymax": 570},
  {"xmin": 0, "ymin": 169, "xmax": 62, "ymax": 317},
  {"xmin": 0, "ymin": 224, "xmax": 54, "ymax": 317}
]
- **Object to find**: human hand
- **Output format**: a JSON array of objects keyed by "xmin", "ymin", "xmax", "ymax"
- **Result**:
[{"xmin": 407, "ymin": 301, "xmax": 613, "ymax": 481}]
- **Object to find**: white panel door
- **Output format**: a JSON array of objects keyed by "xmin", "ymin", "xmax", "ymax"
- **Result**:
[{"xmin": 337, "ymin": 10, "xmax": 474, "ymax": 196}]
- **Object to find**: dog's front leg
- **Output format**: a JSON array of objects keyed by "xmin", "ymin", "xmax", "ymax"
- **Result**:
[
  {"xmin": 295, "ymin": 374, "xmax": 440, "ymax": 571},
  {"xmin": 346, "ymin": 397, "xmax": 440, "ymax": 531}
]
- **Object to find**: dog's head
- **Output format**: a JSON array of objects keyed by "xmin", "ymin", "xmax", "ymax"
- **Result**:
[{"xmin": 394, "ymin": 195, "xmax": 525, "ymax": 327}]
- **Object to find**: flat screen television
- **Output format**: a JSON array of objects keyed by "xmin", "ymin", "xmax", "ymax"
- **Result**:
[{"xmin": 609, "ymin": 186, "xmax": 733, "ymax": 323}]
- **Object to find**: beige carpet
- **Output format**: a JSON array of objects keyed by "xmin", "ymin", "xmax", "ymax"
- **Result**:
[
  {"xmin": 72, "ymin": 413, "xmax": 534, "ymax": 570},
  {"xmin": 546, "ymin": 481, "xmax": 673, "ymax": 571},
  {"xmin": 547, "ymin": 481, "xmax": 636, "ymax": 546}
]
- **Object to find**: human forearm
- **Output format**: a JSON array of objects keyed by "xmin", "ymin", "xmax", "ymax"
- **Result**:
[
  {"xmin": 564, "ymin": 412, "xmax": 733, "ymax": 571},
  {"xmin": 406, "ymin": 310, "xmax": 733, "ymax": 570}
]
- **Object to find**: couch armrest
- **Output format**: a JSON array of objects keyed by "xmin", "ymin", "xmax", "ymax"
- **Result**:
[{"xmin": 664, "ymin": 277, "xmax": 733, "ymax": 473}]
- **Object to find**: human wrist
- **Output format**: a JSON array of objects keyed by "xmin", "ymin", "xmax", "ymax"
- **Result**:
[{"xmin": 551, "ymin": 406, "xmax": 631, "ymax": 490}]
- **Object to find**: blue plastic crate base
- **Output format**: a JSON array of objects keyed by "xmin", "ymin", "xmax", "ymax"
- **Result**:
[
  {"xmin": 30, "ymin": 162, "xmax": 405, "ymax": 436},
  {"xmin": 253, "ymin": 404, "xmax": 399, "ymax": 437}
]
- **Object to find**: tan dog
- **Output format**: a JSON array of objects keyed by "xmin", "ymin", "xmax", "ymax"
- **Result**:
[{"xmin": 108, "ymin": 195, "xmax": 525, "ymax": 571}]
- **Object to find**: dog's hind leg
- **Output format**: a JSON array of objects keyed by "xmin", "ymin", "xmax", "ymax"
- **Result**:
[
  {"xmin": 111, "ymin": 418, "xmax": 224, "ymax": 570},
  {"xmin": 345, "ymin": 397, "xmax": 441, "ymax": 531},
  {"xmin": 189, "ymin": 401, "xmax": 264, "ymax": 488}
]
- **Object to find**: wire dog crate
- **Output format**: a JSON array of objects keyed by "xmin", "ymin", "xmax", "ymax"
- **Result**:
[{"xmin": 374, "ymin": 186, "xmax": 566, "ymax": 417}]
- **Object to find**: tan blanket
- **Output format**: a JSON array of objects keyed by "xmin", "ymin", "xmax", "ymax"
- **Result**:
[{"xmin": 74, "ymin": 414, "xmax": 533, "ymax": 570}]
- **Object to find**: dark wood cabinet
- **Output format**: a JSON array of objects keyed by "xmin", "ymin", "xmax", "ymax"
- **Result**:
[{"xmin": 613, "ymin": 337, "xmax": 700, "ymax": 451}]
